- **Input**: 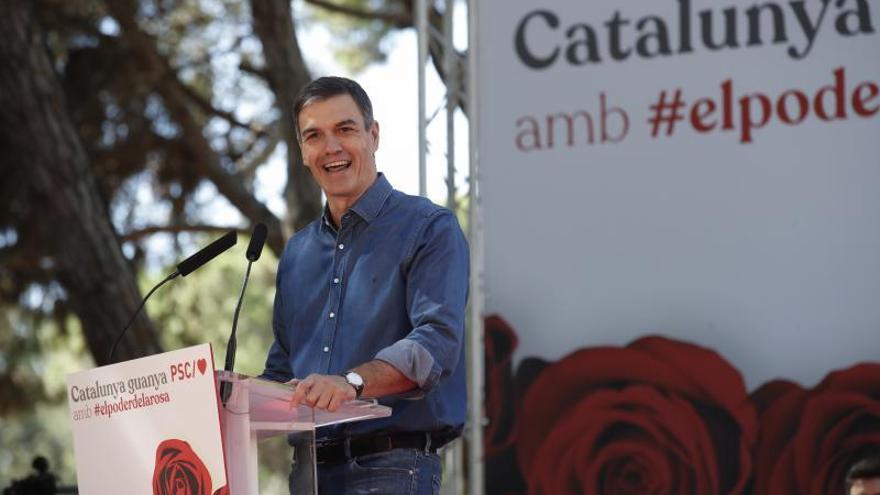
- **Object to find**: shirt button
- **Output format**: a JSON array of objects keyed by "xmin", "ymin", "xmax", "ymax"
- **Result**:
[
  {"xmin": 338, "ymin": 243, "xmax": 345, "ymax": 250},
  {"xmin": 333, "ymin": 277, "xmax": 340, "ymax": 284},
  {"xmin": 323, "ymin": 346, "xmax": 329, "ymax": 353},
  {"xmin": 329, "ymin": 312, "xmax": 336, "ymax": 319}
]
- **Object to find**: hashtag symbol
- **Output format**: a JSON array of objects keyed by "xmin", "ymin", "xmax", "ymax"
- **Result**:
[
  {"xmin": 94, "ymin": 403, "xmax": 100, "ymax": 416},
  {"xmin": 648, "ymin": 89, "xmax": 686, "ymax": 137}
]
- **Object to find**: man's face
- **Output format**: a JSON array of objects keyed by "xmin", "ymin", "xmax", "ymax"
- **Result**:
[
  {"xmin": 851, "ymin": 478, "xmax": 880, "ymax": 495},
  {"xmin": 298, "ymin": 94, "xmax": 379, "ymax": 205}
]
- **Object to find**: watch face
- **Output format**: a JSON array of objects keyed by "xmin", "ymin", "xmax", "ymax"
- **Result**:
[{"xmin": 346, "ymin": 372, "xmax": 364, "ymax": 387}]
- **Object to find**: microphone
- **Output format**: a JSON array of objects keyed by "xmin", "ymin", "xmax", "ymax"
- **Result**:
[
  {"xmin": 221, "ymin": 223, "xmax": 267, "ymax": 405},
  {"xmin": 176, "ymin": 230, "xmax": 238, "ymax": 277},
  {"xmin": 107, "ymin": 230, "xmax": 238, "ymax": 364},
  {"xmin": 246, "ymin": 223, "xmax": 268, "ymax": 262}
]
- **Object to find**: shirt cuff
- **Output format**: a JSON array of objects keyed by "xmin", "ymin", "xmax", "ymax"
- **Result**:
[{"xmin": 374, "ymin": 339, "xmax": 441, "ymax": 392}]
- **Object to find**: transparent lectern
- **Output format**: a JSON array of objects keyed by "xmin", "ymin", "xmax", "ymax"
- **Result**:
[{"xmin": 217, "ymin": 371, "xmax": 391, "ymax": 495}]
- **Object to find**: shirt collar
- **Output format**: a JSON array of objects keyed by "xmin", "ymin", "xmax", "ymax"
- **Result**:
[{"xmin": 321, "ymin": 173, "xmax": 393, "ymax": 228}]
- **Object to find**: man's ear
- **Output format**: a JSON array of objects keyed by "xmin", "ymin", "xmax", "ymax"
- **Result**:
[{"xmin": 370, "ymin": 120, "xmax": 380, "ymax": 152}]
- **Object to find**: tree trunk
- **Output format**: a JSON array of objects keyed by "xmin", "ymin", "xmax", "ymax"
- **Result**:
[
  {"xmin": 250, "ymin": 0, "xmax": 323, "ymax": 232},
  {"xmin": 0, "ymin": 1, "xmax": 161, "ymax": 364}
]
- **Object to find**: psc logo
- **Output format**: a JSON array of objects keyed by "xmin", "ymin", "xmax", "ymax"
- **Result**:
[{"xmin": 170, "ymin": 358, "xmax": 208, "ymax": 382}]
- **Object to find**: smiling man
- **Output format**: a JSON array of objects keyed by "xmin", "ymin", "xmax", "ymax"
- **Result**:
[{"xmin": 261, "ymin": 77, "xmax": 469, "ymax": 495}]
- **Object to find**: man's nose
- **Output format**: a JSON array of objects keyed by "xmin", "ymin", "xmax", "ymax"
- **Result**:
[{"xmin": 324, "ymin": 135, "xmax": 343, "ymax": 153}]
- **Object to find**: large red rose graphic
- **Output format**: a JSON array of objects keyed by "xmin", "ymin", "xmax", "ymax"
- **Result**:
[
  {"xmin": 153, "ymin": 438, "xmax": 226, "ymax": 495},
  {"xmin": 484, "ymin": 316, "xmax": 527, "ymax": 494},
  {"xmin": 485, "ymin": 315, "xmax": 520, "ymax": 458},
  {"xmin": 515, "ymin": 335, "xmax": 757, "ymax": 495},
  {"xmin": 752, "ymin": 363, "xmax": 880, "ymax": 495}
]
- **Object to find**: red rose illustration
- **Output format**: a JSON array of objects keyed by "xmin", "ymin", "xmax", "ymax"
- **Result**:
[
  {"xmin": 515, "ymin": 335, "xmax": 757, "ymax": 495},
  {"xmin": 485, "ymin": 315, "xmax": 520, "ymax": 457},
  {"xmin": 752, "ymin": 363, "xmax": 880, "ymax": 495},
  {"xmin": 484, "ymin": 316, "xmax": 527, "ymax": 494},
  {"xmin": 153, "ymin": 439, "xmax": 214, "ymax": 495}
]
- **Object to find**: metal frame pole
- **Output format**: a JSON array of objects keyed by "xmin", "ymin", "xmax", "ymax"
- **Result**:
[
  {"xmin": 444, "ymin": 0, "xmax": 457, "ymax": 211},
  {"xmin": 466, "ymin": 0, "xmax": 485, "ymax": 493},
  {"xmin": 416, "ymin": 0, "xmax": 428, "ymax": 198}
]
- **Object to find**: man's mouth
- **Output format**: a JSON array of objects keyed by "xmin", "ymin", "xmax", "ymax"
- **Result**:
[{"xmin": 323, "ymin": 160, "xmax": 351, "ymax": 174}]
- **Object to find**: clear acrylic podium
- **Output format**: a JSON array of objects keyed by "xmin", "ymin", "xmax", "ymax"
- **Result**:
[{"xmin": 216, "ymin": 371, "xmax": 391, "ymax": 494}]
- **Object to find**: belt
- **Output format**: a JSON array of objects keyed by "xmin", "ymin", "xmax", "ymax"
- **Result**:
[{"xmin": 315, "ymin": 431, "xmax": 455, "ymax": 465}]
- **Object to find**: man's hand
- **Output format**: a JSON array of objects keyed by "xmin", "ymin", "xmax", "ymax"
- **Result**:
[{"xmin": 290, "ymin": 373, "xmax": 355, "ymax": 412}]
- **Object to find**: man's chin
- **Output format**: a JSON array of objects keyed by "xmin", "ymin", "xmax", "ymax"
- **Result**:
[{"xmin": 323, "ymin": 185, "xmax": 357, "ymax": 201}]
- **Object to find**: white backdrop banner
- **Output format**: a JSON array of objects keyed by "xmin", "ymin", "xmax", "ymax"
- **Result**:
[{"xmin": 477, "ymin": 0, "xmax": 880, "ymax": 388}]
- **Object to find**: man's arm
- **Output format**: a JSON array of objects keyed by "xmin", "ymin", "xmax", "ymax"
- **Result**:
[{"xmin": 290, "ymin": 360, "xmax": 415, "ymax": 412}]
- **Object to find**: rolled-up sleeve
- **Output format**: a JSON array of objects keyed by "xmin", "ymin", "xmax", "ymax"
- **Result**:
[{"xmin": 375, "ymin": 210, "xmax": 469, "ymax": 392}]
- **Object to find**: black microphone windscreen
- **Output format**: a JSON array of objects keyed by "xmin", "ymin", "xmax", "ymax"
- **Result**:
[
  {"xmin": 246, "ymin": 223, "xmax": 268, "ymax": 262},
  {"xmin": 176, "ymin": 230, "xmax": 237, "ymax": 277}
]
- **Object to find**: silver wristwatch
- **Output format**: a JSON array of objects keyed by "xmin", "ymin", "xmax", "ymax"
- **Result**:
[{"xmin": 341, "ymin": 371, "xmax": 365, "ymax": 398}]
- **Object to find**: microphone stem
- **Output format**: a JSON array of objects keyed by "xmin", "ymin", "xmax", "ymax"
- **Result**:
[
  {"xmin": 225, "ymin": 260, "xmax": 252, "ymax": 373},
  {"xmin": 107, "ymin": 270, "xmax": 179, "ymax": 364},
  {"xmin": 221, "ymin": 261, "xmax": 251, "ymax": 405}
]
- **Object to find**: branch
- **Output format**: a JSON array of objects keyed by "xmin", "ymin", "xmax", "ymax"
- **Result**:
[
  {"xmin": 303, "ymin": 0, "xmax": 411, "ymax": 27},
  {"xmin": 236, "ymin": 127, "xmax": 281, "ymax": 177},
  {"xmin": 172, "ymin": 76, "xmax": 266, "ymax": 135},
  {"xmin": 239, "ymin": 60, "xmax": 268, "ymax": 81}
]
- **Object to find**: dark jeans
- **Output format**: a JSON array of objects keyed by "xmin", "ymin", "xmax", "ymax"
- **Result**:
[{"xmin": 290, "ymin": 448, "xmax": 442, "ymax": 495}]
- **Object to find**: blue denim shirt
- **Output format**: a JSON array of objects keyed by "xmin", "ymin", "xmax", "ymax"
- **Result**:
[{"xmin": 262, "ymin": 174, "xmax": 469, "ymax": 438}]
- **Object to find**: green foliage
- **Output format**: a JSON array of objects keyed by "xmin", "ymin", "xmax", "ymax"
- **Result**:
[
  {"xmin": 454, "ymin": 192, "xmax": 469, "ymax": 234},
  {"xmin": 301, "ymin": 0, "xmax": 401, "ymax": 73},
  {"xmin": 0, "ymin": 403, "xmax": 81, "ymax": 489},
  {"xmin": 330, "ymin": 21, "xmax": 394, "ymax": 74},
  {"xmin": 146, "ymin": 236, "xmax": 277, "ymax": 377},
  {"xmin": 0, "ymin": 309, "xmax": 90, "ymax": 486}
]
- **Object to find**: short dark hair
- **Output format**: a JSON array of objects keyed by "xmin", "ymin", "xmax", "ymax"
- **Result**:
[
  {"xmin": 293, "ymin": 76, "xmax": 374, "ymax": 141},
  {"xmin": 845, "ymin": 454, "xmax": 880, "ymax": 493}
]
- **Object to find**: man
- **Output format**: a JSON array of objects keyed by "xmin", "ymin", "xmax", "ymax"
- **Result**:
[
  {"xmin": 846, "ymin": 454, "xmax": 880, "ymax": 495},
  {"xmin": 261, "ymin": 76, "xmax": 469, "ymax": 495}
]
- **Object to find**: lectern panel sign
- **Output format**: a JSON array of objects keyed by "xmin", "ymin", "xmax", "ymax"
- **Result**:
[{"xmin": 66, "ymin": 344, "xmax": 227, "ymax": 494}]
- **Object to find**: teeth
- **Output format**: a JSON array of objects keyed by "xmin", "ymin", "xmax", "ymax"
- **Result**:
[{"xmin": 324, "ymin": 160, "xmax": 350, "ymax": 171}]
